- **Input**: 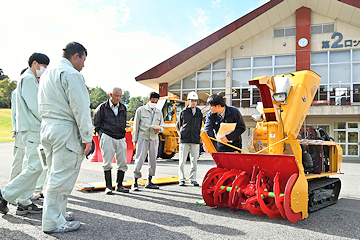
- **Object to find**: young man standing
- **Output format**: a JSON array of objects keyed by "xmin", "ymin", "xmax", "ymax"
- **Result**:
[
  {"xmin": 132, "ymin": 92, "xmax": 164, "ymax": 191},
  {"xmin": 38, "ymin": 42, "xmax": 93, "ymax": 233},
  {"xmin": 0, "ymin": 53, "xmax": 49, "ymax": 216},
  {"xmin": 93, "ymin": 87, "xmax": 129, "ymax": 195},
  {"xmin": 177, "ymin": 92, "xmax": 203, "ymax": 186},
  {"xmin": 204, "ymin": 94, "xmax": 246, "ymax": 152}
]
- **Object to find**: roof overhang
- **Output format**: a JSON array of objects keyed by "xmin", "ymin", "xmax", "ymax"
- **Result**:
[{"xmin": 135, "ymin": 0, "xmax": 360, "ymax": 89}]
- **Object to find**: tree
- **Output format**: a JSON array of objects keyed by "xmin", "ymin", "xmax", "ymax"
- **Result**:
[
  {"xmin": 0, "ymin": 78, "xmax": 17, "ymax": 108},
  {"xmin": 120, "ymin": 90, "xmax": 130, "ymax": 105},
  {"xmin": 127, "ymin": 96, "xmax": 147, "ymax": 120},
  {"xmin": 90, "ymin": 87, "xmax": 108, "ymax": 109}
]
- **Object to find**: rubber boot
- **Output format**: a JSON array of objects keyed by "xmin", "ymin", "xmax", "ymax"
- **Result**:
[
  {"xmin": 145, "ymin": 176, "xmax": 159, "ymax": 189},
  {"xmin": 116, "ymin": 170, "xmax": 129, "ymax": 193},
  {"xmin": 104, "ymin": 170, "xmax": 113, "ymax": 195}
]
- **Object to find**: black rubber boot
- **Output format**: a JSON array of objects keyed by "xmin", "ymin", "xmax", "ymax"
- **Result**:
[
  {"xmin": 104, "ymin": 170, "xmax": 113, "ymax": 195},
  {"xmin": 116, "ymin": 170, "xmax": 129, "ymax": 193},
  {"xmin": 145, "ymin": 176, "xmax": 159, "ymax": 189}
]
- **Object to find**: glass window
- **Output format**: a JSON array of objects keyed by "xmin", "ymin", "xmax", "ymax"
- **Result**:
[
  {"xmin": 323, "ymin": 24, "xmax": 334, "ymax": 33},
  {"xmin": 233, "ymin": 58, "xmax": 251, "ymax": 68},
  {"xmin": 353, "ymin": 49, "xmax": 360, "ymax": 61},
  {"xmin": 253, "ymin": 88, "xmax": 261, "ymax": 104},
  {"xmin": 213, "ymin": 59, "xmax": 226, "ymax": 70},
  {"xmin": 334, "ymin": 122, "xmax": 346, "ymax": 129},
  {"xmin": 274, "ymin": 67, "xmax": 296, "ymax": 76},
  {"xmin": 232, "ymin": 70, "xmax": 251, "ymax": 87},
  {"xmin": 197, "ymin": 72, "xmax": 211, "ymax": 88},
  {"xmin": 334, "ymin": 131, "xmax": 346, "ymax": 142},
  {"xmin": 253, "ymin": 56, "xmax": 272, "ymax": 67},
  {"xmin": 274, "ymin": 29, "xmax": 284, "ymax": 38},
  {"xmin": 317, "ymin": 125, "xmax": 330, "ymax": 134},
  {"xmin": 311, "ymin": 52, "xmax": 327, "ymax": 64},
  {"xmin": 197, "ymin": 91, "xmax": 211, "ymax": 106},
  {"xmin": 348, "ymin": 123, "xmax": 358, "ymax": 128},
  {"xmin": 275, "ymin": 55, "xmax": 294, "ymax": 66},
  {"xmin": 329, "ymin": 64, "xmax": 350, "ymax": 83},
  {"xmin": 169, "ymin": 91, "xmax": 180, "ymax": 98},
  {"xmin": 354, "ymin": 84, "xmax": 360, "ymax": 103},
  {"xmin": 311, "ymin": 65, "xmax": 328, "ymax": 84},
  {"xmin": 353, "ymin": 63, "xmax": 360, "ymax": 83},
  {"xmin": 330, "ymin": 50, "xmax": 350, "ymax": 63},
  {"xmin": 253, "ymin": 68, "xmax": 272, "ymax": 78},
  {"xmin": 284, "ymin": 28, "xmax": 296, "ymax": 37},
  {"xmin": 348, "ymin": 145, "xmax": 358, "ymax": 156},
  {"xmin": 183, "ymin": 73, "xmax": 196, "ymax": 89},
  {"xmin": 212, "ymin": 71, "xmax": 226, "ymax": 88},
  {"xmin": 169, "ymin": 80, "xmax": 181, "ymax": 90},
  {"xmin": 311, "ymin": 25, "xmax": 322, "ymax": 34},
  {"xmin": 200, "ymin": 64, "xmax": 211, "ymax": 71}
]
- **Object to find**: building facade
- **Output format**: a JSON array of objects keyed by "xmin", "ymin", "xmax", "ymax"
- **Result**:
[{"xmin": 136, "ymin": 0, "xmax": 360, "ymax": 158}]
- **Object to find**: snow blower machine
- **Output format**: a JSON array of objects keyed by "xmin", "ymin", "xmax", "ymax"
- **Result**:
[{"xmin": 200, "ymin": 70, "xmax": 342, "ymax": 223}]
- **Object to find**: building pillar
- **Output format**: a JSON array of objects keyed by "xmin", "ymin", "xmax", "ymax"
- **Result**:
[
  {"xmin": 159, "ymin": 82, "xmax": 168, "ymax": 97},
  {"xmin": 296, "ymin": 7, "xmax": 311, "ymax": 71},
  {"xmin": 225, "ymin": 48, "xmax": 232, "ymax": 105}
]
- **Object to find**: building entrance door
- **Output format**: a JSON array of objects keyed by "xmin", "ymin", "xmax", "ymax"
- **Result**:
[{"xmin": 346, "ymin": 129, "xmax": 359, "ymax": 157}]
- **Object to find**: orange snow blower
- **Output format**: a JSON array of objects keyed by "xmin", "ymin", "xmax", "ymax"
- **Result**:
[{"xmin": 201, "ymin": 70, "xmax": 342, "ymax": 223}]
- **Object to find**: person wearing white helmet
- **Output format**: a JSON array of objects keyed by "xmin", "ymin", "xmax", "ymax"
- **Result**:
[{"xmin": 176, "ymin": 91, "xmax": 203, "ymax": 186}]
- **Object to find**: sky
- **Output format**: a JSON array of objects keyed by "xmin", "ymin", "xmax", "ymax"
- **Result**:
[{"xmin": 0, "ymin": 0, "xmax": 269, "ymax": 97}]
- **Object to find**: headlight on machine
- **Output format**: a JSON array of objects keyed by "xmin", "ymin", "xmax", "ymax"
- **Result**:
[{"xmin": 272, "ymin": 92, "xmax": 287, "ymax": 102}]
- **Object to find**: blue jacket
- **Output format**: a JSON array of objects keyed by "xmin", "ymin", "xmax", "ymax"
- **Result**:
[{"xmin": 204, "ymin": 105, "xmax": 246, "ymax": 148}]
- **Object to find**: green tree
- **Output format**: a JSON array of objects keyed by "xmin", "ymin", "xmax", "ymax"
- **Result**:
[
  {"xmin": 120, "ymin": 90, "xmax": 130, "ymax": 105},
  {"xmin": 0, "ymin": 68, "xmax": 17, "ymax": 108},
  {"xmin": 127, "ymin": 96, "xmax": 147, "ymax": 120},
  {"xmin": 90, "ymin": 87, "xmax": 108, "ymax": 109}
]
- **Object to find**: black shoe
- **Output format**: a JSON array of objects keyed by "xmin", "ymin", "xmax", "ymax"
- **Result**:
[
  {"xmin": 131, "ymin": 183, "xmax": 139, "ymax": 191},
  {"xmin": 16, "ymin": 203, "xmax": 42, "ymax": 215},
  {"xmin": 104, "ymin": 188, "xmax": 113, "ymax": 195},
  {"xmin": 116, "ymin": 186, "xmax": 130, "ymax": 193},
  {"xmin": 145, "ymin": 182, "xmax": 159, "ymax": 189},
  {"xmin": 191, "ymin": 181, "xmax": 199, "ymax": 187},
  {"xmin": 0, "ymin": 190, "xmax": 9, "ymax": 215},
  {"xmin": 179, "ymin": 181, "xmax": 185, "ymax": 186}
]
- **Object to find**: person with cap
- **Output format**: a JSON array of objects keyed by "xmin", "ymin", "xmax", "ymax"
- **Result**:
[
  {"xmin": 131, "ymin": 92, "xmax": 164, "ymax": 191},
  {"xmin": 176, "ymin": 91, "xmax": 203, "ymax": 186},
  {"xmin": 93, "ymin": 87, "xmax": 129, "ymax": 195},
  {"xmin": 37, "ymin": 42, "xmax": 93, "ymax": 233},
  {"xmin": 203, "ymin": 94, "xmax": 246, "ymax": 152},
  {"xmin": 0, "ymin": 53, "xmax": 50, "ymax": 216}
]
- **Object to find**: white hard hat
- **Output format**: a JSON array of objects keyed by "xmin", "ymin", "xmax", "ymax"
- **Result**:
[{"xmin": 187, "ymin": 91, "xmax": 198, "ymax": 100}]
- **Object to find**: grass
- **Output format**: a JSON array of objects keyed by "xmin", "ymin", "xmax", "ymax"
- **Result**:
[{"xmin": 0, "ymin": 109, "xmax": 14, "ymax": 143}]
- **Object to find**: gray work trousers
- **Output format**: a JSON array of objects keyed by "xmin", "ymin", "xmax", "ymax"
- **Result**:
[
  {"xmin": 2, "ymin": 131, "xmax": 42, "ymax": 206},
  {"xmin": 99, "ymin": 133, "xmax": 128, "ymax": 172},
  {"xmin": 9, "ymin": 132, "xmax": 25, "ymax": 181},
  {"xmin": 40, "ymin": 123, "xmax": 84, "ymax": 232},
  {"xmin": 178, "ymin": 143, "xmax": 199, "ymax": 182},
  {"xmin": 133, "ymin": 138, "xmax": 158, "ymax": 179}
]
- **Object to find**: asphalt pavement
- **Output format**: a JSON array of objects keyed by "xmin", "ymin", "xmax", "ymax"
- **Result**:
[{"xmin": 0, "ymin": 142, "xmax": 359, "ymax": 240}]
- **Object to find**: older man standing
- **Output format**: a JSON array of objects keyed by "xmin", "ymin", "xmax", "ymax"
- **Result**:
[
  {"xmin": 94, "ymin": 87, "xmax": 129, "ymax": 195},
  {"xmin": 38, "ymin": 42, "xmax": 93, "ymax": 233}
]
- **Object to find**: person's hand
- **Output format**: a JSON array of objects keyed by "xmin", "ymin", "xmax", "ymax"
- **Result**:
[
  {"xmin": 155, "ymin": 128, "xmax": 161, "ymax": 133},
  {"xmin": 219, "ymin": 135, "xmax": 229, "ymax": 143},
  {"xmin": 203, "ymin": 143, "xmax": 209, "ymax": 153},
  {"xmin": 83, "ymin": 142, "xmax": 92, "ymax": 155}
]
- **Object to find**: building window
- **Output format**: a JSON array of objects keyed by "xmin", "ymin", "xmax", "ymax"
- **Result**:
[
  {"xmin": 334, "ymin": 122, "xmax": 359, "ymax": 157},
  {"xmin": 231, "ymin": 54, "xmax": 295, "ymax": 107},
  {"xmin": 311, "ymin": 23, "xmax": 334, "ymax": 35},
  {"xmin": 168, "ymin": 59, "xmax": 226, "ymax": 106},
  {"xmin": 311, "ymin": 49, "xmax": 360, "ymax": 105},
  {"xmin": 274, "ymin": 27, "xmax": 296, "ymax": 38}
]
